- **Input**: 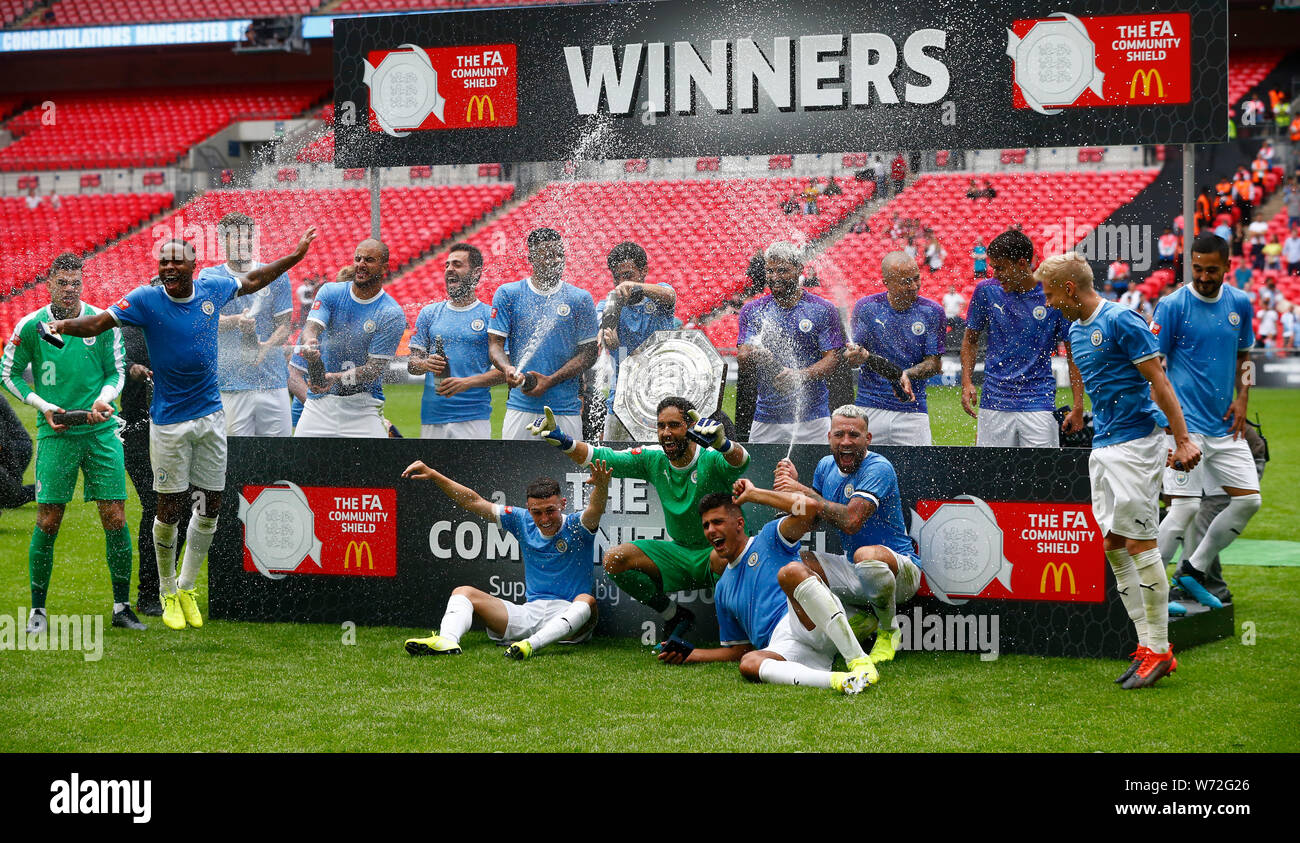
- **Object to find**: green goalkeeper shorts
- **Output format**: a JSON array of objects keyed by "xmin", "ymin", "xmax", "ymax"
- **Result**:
[
  {"xmin": 35, "ymin": 424, "xmax": 127, "ymax": 505},
  {"xmin": 631, "ymin": 540, "xmax": 718, "ymax": 593}
]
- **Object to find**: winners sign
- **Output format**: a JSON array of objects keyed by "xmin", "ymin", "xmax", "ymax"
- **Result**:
[{"xmin": 333, "ymin": 0, "xmax": 1227, "ymax": 167}]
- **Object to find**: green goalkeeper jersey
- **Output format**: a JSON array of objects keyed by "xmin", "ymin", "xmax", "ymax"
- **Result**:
[
  {"xmin": 589, "ymin": 443, "xmax": 749, "ymax": 550},
  {"xmin": 1, "ymin": 303, "xmax": 125, "ymax": 440}
]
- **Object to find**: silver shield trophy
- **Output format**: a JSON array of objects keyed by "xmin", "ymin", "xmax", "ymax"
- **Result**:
[{"xmin": 612, "ymin": 330, "xmax": 725, "ymax": 442}]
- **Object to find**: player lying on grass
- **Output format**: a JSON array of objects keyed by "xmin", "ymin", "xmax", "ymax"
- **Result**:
[
  {"xmin": 772, "ymin": 404, "xmax": 923, "ymax": 669},
  {"xmin": 400, "ymin": 459, "xmax": 612, "ymax": 660},
  {"xmin": 529, "ymin": 395, "xmax": 748, "ymax": 643},
  {"xmin": 656, "ymin": 480, "xmax": 879, "ymax": 695},
  {"xmin": 1038, "ymin": 252, "xmax": 1201, "ymax": 690}
]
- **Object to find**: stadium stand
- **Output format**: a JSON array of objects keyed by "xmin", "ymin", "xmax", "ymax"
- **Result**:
[
  {"xmin": 28, "ymin": 0, "xmax": 319, "ymax": 27},
  {"xmin": 385, "ymin": 176, "xmax": 875, "ymax": 320},
  {"xmin": 0, "ymin": 0, "xmax": 29, "ymax": 27},
  {"xmin": 0, "ymin": 83, "xmax": 328, "ymax": 171},
  {"xmin": 330, "ymin": 0, "xmax": 592, "ymax": 11},
  {"xmin": 0, "ymin": 192, "xmax": 175, "ymax": 335},
  {"xmin": 696, "ymin": 169, "xmax": 1161, "ymax": 346},
  {"xmin": 74, "ymin": 183, "xmax": 513, "ymax": 310},
  {"xmin": 1227, "ymin": 49, "xmax": 1288, "ymax": 106},
  {"xmin": 0, "ymin": 96, "xmax": 24, "ymax": 123}
]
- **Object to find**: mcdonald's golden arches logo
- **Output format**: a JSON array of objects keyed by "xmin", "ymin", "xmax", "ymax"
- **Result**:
[
  {"xmin": 1128, "ymin": 68, "xmax": 1165, "ymax": 99},
  {"xmin": 344, "ymin": 541, "xmax": 374, "ymax": 570},
  {"xmin": 466, "ymin": 95, "xmax": 496, "ymax": 123},
  {"xmin": 1040, "ymin": 561, "xmax": 1077, "ymax": 594}
]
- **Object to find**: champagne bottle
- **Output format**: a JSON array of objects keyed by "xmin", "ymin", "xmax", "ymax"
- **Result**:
[{"xmin": 433, "ymin": 335, "xmax": 447, "ymax": 384}]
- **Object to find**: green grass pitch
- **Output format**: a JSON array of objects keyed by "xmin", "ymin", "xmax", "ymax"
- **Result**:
[{"xmin": 2, "ymin": 385, "xmax": 1297, "ymax": 752}]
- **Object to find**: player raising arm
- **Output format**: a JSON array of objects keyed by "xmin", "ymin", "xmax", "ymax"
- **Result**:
[
  {"xmin": 400, "ymin": 459, "xmax": 612, "ymax": 660},
  {"xmin": 1037, "ymin": 252, "xmax": 1200, "ymax": 690},
  {"xmin": 44, "ymin": 228, "xmax": 316, "ymax": 632},
  {"xmin": 528, "ymin": 396, "xmax": 747, "ymax": 642},
  {"xmin": 657, "ymin": 480, "xmax": 879, "ymax": 695}
]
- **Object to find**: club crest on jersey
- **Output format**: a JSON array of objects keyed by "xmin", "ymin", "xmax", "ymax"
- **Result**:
[
  {"xmin": 644, "ymin": 302, "xmax": 657, "ymax": 314},
  {"xmin": 747, "ymin": 552, "xmax": 759, "ymax": 567},
  {"xmin": 690, "ymin": 470, "xmax": 698, "ymax": 484},
  {"xmin": 1090, "ymin": 329, "xmax": 1103, "ymax": 346},
  {"xmin": 798, "ymin": 318, "xmax": 813, "ymax": 333},
  {"xmin": 82, "ymin": 336, "xmax": 96, "ymax": 347},
  {"xmin": 363, "ymin": 320, "xmax": 377, "ymax": 334},
  {"xmin": 557, "ymin": 304, "xmax": 571, "ymax": 317},
  {"xmin": 1033, "ymin": 306, "xmax": 1047, "ymax": 321},
  {"xmin": 555, "ymin": 538, "xmax": 568, "ymax": 553},
  {"xmin": 844, "ymin": 483, "xmax": 855, "ymax": 497},
  {"xmin": 1174, "ymin": 470, "xmax": 1189, "ymax": 486},
  {"xmin": 1228, "ymin": 312, "xmax": 1241, "ymax": 326},
  {"xmin": 201, "ymin": 301, "xmax": 215, "ymax": 316},
  {"xmin": 911, "ymin": 321, "xmax": 926, "ymax": 335},
  {"xmin": 471, "ymin": 318, "xmax": 485, "ymax": 332}
]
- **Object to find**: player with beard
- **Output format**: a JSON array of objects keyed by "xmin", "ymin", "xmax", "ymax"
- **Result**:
[
  {"xmin": 489, "ymin": 228, "xmax": 599, "ymax": 441},
  {"xmin": 772, "ymin": 404, "xmax": 922, "ymax": 666},
  {"xmin": 45, "ymin": 230, "xmax": 317, "ymax": 631},
  {"xmin": 1038, "ymin": 252, "xmax": 1201, "ymax": 689},
  {"xmin": 736, "ymin": 242, "xmax": 844, "ymax": 444},
  {"xmin": 295, "ymin": 238, "xmax": 406, "ymax": 438},
  {"xmin": 1152, "ymin": 235, "xmax": 1261, "ymax": 609},
  {"xmin": 845, "ymin": 251, "xmax": 946, "ymax": 445},
  {"xmin": 529, "ymin": 396, "xmax": 748, "ymax": 641},
  {"xmin": 409, "ymin": 243, "xmax": 503, "ymax": 439},
  {"xmin": 656, "ymin": 483, "xmax": 878, "ymax": 694}
]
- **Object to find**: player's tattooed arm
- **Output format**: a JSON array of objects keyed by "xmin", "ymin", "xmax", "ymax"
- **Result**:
[
  {"xmin": 773, "ymin": 458, "xmax": 815, "ymax": 497},
  {"xmin": 47, "ymin": 310, "xmax": 116, "ymax": 338},
  {"xmin": 580, "ymin": 459, "xmax": 613, "ymax": 533},
  {"xmin": 400, "ymin": 461, "xmax": 497, "ymax": 521},
  {"xmin": 819, "ymin": 495, "xmax": 873, "ymax": 535},
  {"xmin": 732, "ymin": 479, "xmax": 821, "ymax": 542},
  {"xmin": 239, "ymin": 227, "xmax": 317, "ymax": 296},
  {"xmin": 1136, "ymin": 357, "xmax": 1201, "ymax": 471}
]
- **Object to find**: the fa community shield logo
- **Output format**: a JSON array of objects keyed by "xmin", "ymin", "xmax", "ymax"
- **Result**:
[
  {"xmin": 238, "ymin": 481, "xmax": 324, "ymax": 580},
  {"xmin": 909, "ymin": 495, "xmax": 1013, "ymax": 604}
]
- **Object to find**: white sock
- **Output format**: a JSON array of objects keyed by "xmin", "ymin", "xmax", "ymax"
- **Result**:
[
  {"xmin": 854, "ymin": 559, "xmax": 897, "ymax": 633},
  {"xmin": 438, "ymin": 594, "xmax": 474, "ymax": 644},
  {"xmin": 1185, "ymin": 493, "xmax": 1261, "ymax": 573},
  {"xmin": 658, "ymin": 597, "xmax": 678, "ymax": 622},
  {"xmin": 791, "ymin": 576, "xmax": 868, "ymax": 662},
  {"xmin": 1158, "ymin": 497, "xmax": 1199, "ymax": 566},
  {"xmin": 526, "ymin": 601, "xmax": 592, "ymax": 652},
  {"xmin": 177, "ymin": 515, "xmax": 218, "ymax": 591},
  {"xmin": 1105, "ymin": 548, "xmax": 1148, "ymax": 648},
  {"xmin": 757, "ymin": 658, "xmax": 833, "ymax": 689},
  {"xmin": 1133, "ymin": 548, "xmax": 1169, "ymax": 653},
  {"xmin": 153, "ymin": 519, "xmax": 179, "ymax": 595}
]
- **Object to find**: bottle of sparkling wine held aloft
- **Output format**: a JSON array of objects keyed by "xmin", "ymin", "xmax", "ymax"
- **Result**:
[{"xmin": 433, "ymin": 335, "xmax": 447, "ymax": 384}]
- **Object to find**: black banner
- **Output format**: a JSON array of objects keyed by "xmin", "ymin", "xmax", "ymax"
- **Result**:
[
  {"xmin": 333, "ymin": 0, "xmax": 1227, "ymax": 167},
  {"xmin": 211, "ymin": 438, "xmax": 1232, "ymax": 659}
]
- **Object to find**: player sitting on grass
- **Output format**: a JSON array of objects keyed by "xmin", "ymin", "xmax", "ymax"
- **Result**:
[
  {"xmin": 656, "ymin": 480, "xmax": 878, "ymax": 695},
  {"xmin": 400, "ymin": 459, "xmax": 612, "ymax": 660},
  {"xmin": 528, "ymin": 396, "xmax": 748, "ymax": 643},
  {"xmin": 772, "ymin": 404, "xmax": 923, "ymax": 668}
]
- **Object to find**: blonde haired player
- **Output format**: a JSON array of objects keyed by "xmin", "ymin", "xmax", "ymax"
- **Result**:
[{"xmin": 1036, "ymin": 252, "xmax": 1200, "ymax": 689}]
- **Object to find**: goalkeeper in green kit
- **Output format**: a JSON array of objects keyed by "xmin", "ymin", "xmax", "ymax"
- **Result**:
[
  {"xmin": 0, "ymin": 253, "xmax": 142, "ymax": 634},
  {"xmin": 528, "ymin": 396, "xmax": 748, "ymax": 640}
]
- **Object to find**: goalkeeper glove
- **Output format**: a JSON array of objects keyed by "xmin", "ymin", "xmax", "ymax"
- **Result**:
[
  {"xmin": 526, "ymin": 406, "xmax": 576, "ymax": 452},
  {"xmin": 687, "ymin": 409, "xmax": 731, "ymax": 452}
]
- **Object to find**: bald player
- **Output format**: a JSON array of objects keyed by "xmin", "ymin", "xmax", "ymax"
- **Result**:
[
  {"xmin": 845, "ymin": 251, "xmax": 946, "ymax": 445},
  {"xmin": 1038, "ymin": 252, "xmax": 1200, "ymax": 690},
  {"xmin": 295, "ymin": 239, "xmax": 406, "ymax": 438}
]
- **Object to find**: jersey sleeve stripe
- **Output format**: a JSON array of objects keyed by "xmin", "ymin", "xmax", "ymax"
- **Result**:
[
  {"xmin": 851, "ymin": 491, "xmax": 879, "ymax": 505},
  {"xmin": 1131, "ymin": 352, "xmax": 1160, "ymax": 365},
  {"xmin": 720, "ymin": 638, "xmax": 751, "ymax": 647}
]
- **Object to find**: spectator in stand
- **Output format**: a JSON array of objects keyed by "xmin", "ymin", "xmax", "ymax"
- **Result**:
[
  {"xmin": 1263, "ymin": 235, "xmax": 1283, "ymax": 273},
  {"xmin": 891, "ymin": 153, "xmax": 907, "ymax": 196},
  {"xmin": 1259, "ymin": 277, "xmax": 1277, "ymax": 309},
  {"xmin": 1232, "ymin": 169, "xmax": 1255, "ymax": 226},
  {"xmin": 1249, "ymin": 229, "xmax": 1268, "ymax": 271},
  {"xmin": 1213, "ymin": 217, "xmax": 1233, "ymax": 245},
  {"xmin": 972, "ymin": 239, "xmax": 988, "ymax": 279},
  {"xmin": 1157, "ymin": 227, "xmax": 1177, "ymax": 270},
  {"xmin": 965, "ymin": 178, "xmax": 982, "ymax": 200},
  {"xmin": 1118, "ymin": 284, "xmax": 1144, "ymax": 312},
  {"xmin": 1101, "ymin": 281, "xmax": 1119, "ymax": 301},
  {"xmin": 982, "ymin": 179, "xmax": 997, "ymax": 200},
  {"xmin": 802, "ymin": 179, "xmax": 820, "ymax": 215},
  {"xmin": 1108, "ymin": 260, "xmax": 1131, "ymax": 289},
  {"xmin": 1285, "ymin": 179, "xmax": 1300, "ymax": 230},
  {"xmin": 1281, "ymin": 303, "xmax": 1296, "ymax": 350},
  {"xmin": 873, "ymin": 155, "xmax": 886, "ymax": 189},
  {"xmin": 1259, "ymin": 140, "xmax": 1275, "ymax": 164},
  {"xmin": 1257, "ymin": 303, "xmax": 1277, "ymax": 351},
  {"xmin": 925, "ymin": 237, "xmax": 946, "ymax": 273},
  {"xmin": 1283, "ymin": 228, "xmax": 1300, "ymax": 276},
  {"xmin": 1233, "ymin": 261, "xmax": 1253, "ymax": 291},
  {"xmin": 24, "ymin": 187, "xmax": 41, "ymax": 210},
  {"xmin": 943, "ymin": 283, "xmax": 966, "ymax": 334},
  {"xmin": 48, "ymin": 191, "xmax": 61, "ymax": 211}
]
